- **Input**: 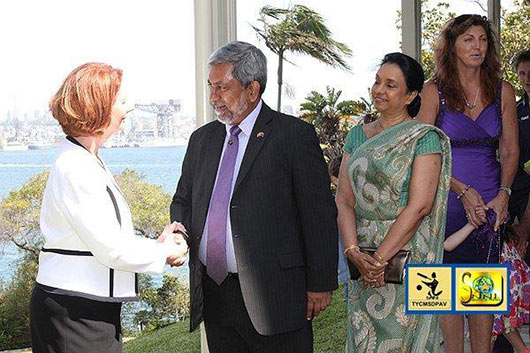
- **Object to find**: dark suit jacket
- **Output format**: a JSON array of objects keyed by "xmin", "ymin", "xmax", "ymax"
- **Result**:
[{"xmin": 170, "ymin": 102, "xmax": 338, "ymax": 336}]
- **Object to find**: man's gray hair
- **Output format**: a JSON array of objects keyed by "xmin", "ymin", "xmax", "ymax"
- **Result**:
[{"xmin": 208, "ymin": 41, "xmax": 267, "ymax": 95}]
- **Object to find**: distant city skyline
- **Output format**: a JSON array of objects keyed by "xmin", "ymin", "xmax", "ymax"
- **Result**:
[
  {"xmin": 0, "ymin": 0, "xmax": 488, "ymax": 121},
  {"xmin": 0, "ymin": 0, "xmax": 196, "ymax": 121}
]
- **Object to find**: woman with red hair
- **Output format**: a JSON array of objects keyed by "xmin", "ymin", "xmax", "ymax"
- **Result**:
[{"xmin": 30, "ymin": 63, "xmax": 189, "ymax": 353}]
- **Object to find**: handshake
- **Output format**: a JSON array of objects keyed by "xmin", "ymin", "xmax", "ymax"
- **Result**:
[{"xmin": 157, "ymin": 221, "xmax": 190, "ymax": 267}]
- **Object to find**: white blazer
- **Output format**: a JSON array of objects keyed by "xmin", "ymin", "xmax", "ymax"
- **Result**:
[{"xmin": 36, "ymin": 137, "xmax": 170, "ymax": 302}]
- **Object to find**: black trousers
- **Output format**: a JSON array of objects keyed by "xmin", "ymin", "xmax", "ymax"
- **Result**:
[
  {"xmin": 202, "ymin": 273, "xmax": 313, "ymax": 353},
  {"xmin": 30, "ymin": 285, "xmax": 122, "ymax": 353},
  {"xmin": 492, "ymin": 335, "xmax": 513, "ymax": 353}
]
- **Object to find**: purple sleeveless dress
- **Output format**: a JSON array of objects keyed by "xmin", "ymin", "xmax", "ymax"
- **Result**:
[{"xmin": 436, "ymin": 84, "xmax": 502, "ymax": 264}]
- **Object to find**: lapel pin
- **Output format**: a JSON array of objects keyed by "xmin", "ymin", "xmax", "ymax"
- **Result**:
[{"xmin": 257, "ymin": 131, "xmax": 265, "ymax": 138}]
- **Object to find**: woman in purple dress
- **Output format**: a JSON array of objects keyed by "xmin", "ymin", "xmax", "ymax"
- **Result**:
[{"xmin": 418, "ymin": 14, "xmax": 518, "ymax": 353}]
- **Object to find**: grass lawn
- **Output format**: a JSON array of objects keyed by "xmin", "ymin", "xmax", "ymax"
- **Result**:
[
  {"xmin": 124, "ymin": 320, "xmax": 200, "ymax": 353},
  {"xmin": 124, "ymin": 285, "xmax": 347, "ymax": 353},
  {"xmin": 313, "ymin": 286, "xmax": 347, "ymax": 352}
]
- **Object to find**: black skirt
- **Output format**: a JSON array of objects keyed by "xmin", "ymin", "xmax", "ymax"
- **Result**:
[{"xmin": 30, "ymin": 285, "xmax": 122, "ymax": 353}]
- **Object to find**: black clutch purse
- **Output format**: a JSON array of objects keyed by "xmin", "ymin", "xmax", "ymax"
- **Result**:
[{"xmin": 347, "ymin": 247, "xmax": 410, "ymax": 284}]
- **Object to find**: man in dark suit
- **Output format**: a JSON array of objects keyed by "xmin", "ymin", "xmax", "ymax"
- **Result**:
[{"xmin": 170, "ymin": 41, "xmax": 338, "ymax": 352}]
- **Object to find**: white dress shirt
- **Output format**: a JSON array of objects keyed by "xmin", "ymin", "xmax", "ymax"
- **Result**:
[{"xmin": 199, "ymin": 100, "xmax": 262, "ymax": 273}]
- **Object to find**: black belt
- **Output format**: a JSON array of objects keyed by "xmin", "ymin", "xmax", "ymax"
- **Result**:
[
  {"xmin": 41, "ymin": 248, "xmax": 93, "ymax": 256},
  {"xmin": 203, "ymin": 266, "xmax": 238, "ymax": 280},
  {"xmin": 40, "ymin": 247, "xmax": 139, "ymax": 297}
]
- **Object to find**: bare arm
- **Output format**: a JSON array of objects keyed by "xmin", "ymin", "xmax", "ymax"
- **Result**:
[
  {"xmin": 336, "ymin": 153, "xmax": 385, "ymax": 279},
  {"xmin": 336, "ymin": 153, "xmax": 357, "ymax": 249},
  {"xmin": 444, "ymin": 223, "xmax": 475, "ymax": 251},
  {"xmin": 416, "ymin": 80, "xmax": 439, "ymax": 126},
  {"xmin": 376, "ymin": 153, "xmax": 442, "ymax": 261},
  {"xmin": 498, "ymin": 81, "xmax": 519, "ymax": 188},
  {"xmin": 487, "ymin": 81, "xmax": 519, "ymax": 230}
]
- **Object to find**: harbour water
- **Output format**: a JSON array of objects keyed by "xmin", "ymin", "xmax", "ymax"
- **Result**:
[{"xmin": 0, "ymin": 144, "xmax": 188, "ymax": 285}]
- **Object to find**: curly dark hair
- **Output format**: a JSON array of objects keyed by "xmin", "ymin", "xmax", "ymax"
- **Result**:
[{"xmin": 434, "ymin": 14, "xmax": 501, "ymax": 112}]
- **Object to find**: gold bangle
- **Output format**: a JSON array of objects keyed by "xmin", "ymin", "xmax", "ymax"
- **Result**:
[
  {"xmin": 456, "ymin": 184, "xmax": 471, "ymax": 200},
  {"xmin": 343, "ymin": 244, "xmax": 360, "ymax": 255},
  {"xmin": 373, "ymin": 251, "xmax": 385, "ymax": 263}
]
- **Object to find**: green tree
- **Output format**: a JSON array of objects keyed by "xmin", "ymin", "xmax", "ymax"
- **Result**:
[
  {"xmin": 397, "ymin": 0, "xmax": 530, "ymax": 93},
  {"xmin": 252, "ymin": 4, "xmax": 352, "ymax": 111},
  {"xmin": 500, "ymin": 0, "xmax": 530, "ymax": 95},
  {"xmin": 0, "ymin": 169, "xmax": 171, "ymax": 252},
  {"xmin": 0, "ymin": 170, "xmax": 48, "ymax": 255},
  {"xmin": 0, "ymin": 255, "xmax": 38, "ymax": 350},
  {"xmin": 418, "ymin": 2, "xmax": 454, "ymax": 79},
  {"xmin": 114, "ymin": 169, "xmax": 172, "ymax": 238},
  {"xmin": 135, "ymin": 274, "xmax": 190, "ymax": 330},
  {"xmin": 396, "ymin": 1, "xmax": 455, "ymax": 80},
  {"xmin": 299, "ymin": 86, "xmax": 376, "ymax": 161}
]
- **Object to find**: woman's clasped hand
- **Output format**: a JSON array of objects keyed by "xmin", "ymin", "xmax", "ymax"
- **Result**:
[{"xmin": 346, "ymin": 249, "xmax": 387, "ymax": 288}]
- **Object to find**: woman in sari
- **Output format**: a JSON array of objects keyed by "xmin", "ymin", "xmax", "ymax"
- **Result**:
[
  {"xmin": 336, "ymin": 52, "xmax": 451, "ymax": 353},
  {"xmin": 417, "ymin": 15, "xmax": 518, "ymax": 353}
]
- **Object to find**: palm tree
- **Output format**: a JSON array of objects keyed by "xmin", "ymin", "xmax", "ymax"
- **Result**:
[
  {"xmin": 252, "ymin": 4, "xmax": 353, "ymax": 111},
  {"xmin": 299, "ymin": 86, "xmax": 374, "ymax": 162}
]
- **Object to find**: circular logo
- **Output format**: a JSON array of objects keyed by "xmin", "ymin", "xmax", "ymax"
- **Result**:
[{"xmin": 472, "ymin": 275, "xmax": 494, "ymax": 295}]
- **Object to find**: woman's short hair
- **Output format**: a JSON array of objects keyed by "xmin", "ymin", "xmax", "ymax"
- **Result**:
[
  {"xmin": 434, "ymin": 14, "xmax": 500, "ymax": 112},
  {"xmin": 49, "ymin": 63, "xmax": 123, "ymax": 136},
  {"xmin": 380, "ymin": 52, "xmax": 425, "ymax": 117}
]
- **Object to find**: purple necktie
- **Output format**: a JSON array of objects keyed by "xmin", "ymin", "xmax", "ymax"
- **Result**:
[{"xmin": 207, "ymin": 125, "xmax": 241, "ymax": 285}]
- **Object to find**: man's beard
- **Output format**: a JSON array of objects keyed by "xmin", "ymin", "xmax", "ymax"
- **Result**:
[
  {"xmin": 215, "ymin": 111, "xmax": 234, "ymax": 124},
  {"xmin": 213, "ymin": 96, "xmax": 248, "ymax": 124}
]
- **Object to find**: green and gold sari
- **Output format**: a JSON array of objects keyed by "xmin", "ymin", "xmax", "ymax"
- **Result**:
[{"xmin": 346, "ymin": 120, "xmax": 451, "ymax": 353}]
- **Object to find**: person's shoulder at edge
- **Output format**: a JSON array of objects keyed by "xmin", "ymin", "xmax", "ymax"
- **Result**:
[
  {"xmin": 422, "ymin": 79, "xmax": 439, "ymax": 96},
  {"xmin": 501, "ymin": 80, "xmax": 516, "ymax": 99},
  {"xmin": 243, "ymin": 101, "xmax": 317, "ymax": 138},
  {"xmin": 262, "ymin": 102, "xmax": 313, "ymax": 129},
  {"xmin": 54, "ymin": 141, "xmax": 97, "ymax": 171},
  {"xmin": 340, "ymin": 124, "xmax": 366, "ymax": 155},
  {"xmin": 417, "ymin": 79, "xmax": 440, "ymax": 125},
  {"xmin": 192, "ymin": 118, "xmax": 223, "ymax": 135}
]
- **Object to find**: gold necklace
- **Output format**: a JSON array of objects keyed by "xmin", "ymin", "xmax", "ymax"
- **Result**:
[
  {"xmin": 464, "ymin": 86, "xmax": 480, "ymax": 110},
  {"xmin": 377, "ymin": 116, "xmax": 409, "ymax": 131}
]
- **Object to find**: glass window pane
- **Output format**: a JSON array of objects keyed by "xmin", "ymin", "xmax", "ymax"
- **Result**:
[{"xmin": 237, "ymin": 0, "xmax": 401, "ymax": 114}]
